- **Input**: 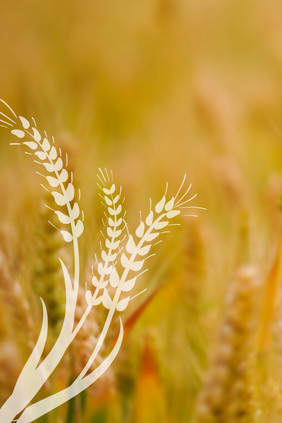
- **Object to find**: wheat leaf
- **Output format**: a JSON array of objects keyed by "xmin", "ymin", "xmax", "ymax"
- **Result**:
[{"xmin": 21, "ymin": 298, "xmax": 48, "ymax": 371}]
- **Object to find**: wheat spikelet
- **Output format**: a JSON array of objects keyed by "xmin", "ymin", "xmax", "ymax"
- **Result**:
[
  {"xmin": 0, "ymin": 101, "xmax": 84, "ymax": 249},
  {"xmin": 85, "ymin": 168, "xmax": 125, "ymax": 310},
  {"xmin": 194, "ymin": 265, "xmax": 259, "ymax": 423}
]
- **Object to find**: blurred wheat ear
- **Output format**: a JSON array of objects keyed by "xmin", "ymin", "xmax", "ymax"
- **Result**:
[
  {"xmin": 194, "ymin": 265, "xmax": 260, "ymax": 423},
  {"xmin": 32, "ymin": 192, "xmax": 66, "ymax": 336}
]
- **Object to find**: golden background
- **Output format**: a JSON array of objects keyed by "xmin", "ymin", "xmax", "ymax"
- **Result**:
[{"xmin": 0, "ymin": 1, "xmax": 282, "ymax": 422}]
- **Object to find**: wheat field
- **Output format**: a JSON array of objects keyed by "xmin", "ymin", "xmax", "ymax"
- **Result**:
[{"xmin": 0, "ymin": 0, "xmax": 282, "ymax": 422}]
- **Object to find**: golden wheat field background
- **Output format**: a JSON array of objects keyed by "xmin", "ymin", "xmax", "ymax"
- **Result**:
[{"xmin": 1, "ymin": 0, "xmax": 282, "ymax": 422}]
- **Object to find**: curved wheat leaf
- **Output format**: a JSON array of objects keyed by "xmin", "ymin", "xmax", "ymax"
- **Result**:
[{"xmin": 16, "ymin": 318, "xmax": 124, "ymax": 423}]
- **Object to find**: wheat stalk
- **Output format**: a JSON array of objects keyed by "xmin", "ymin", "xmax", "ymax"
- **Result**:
[{"xmin": 0, "ymin": 100, "xmax": 204, "ymax": 422}]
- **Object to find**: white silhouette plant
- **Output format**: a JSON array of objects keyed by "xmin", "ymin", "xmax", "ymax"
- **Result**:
[{"xmin": 0, "ymin": 100, "xmax": 204, "ymax": 422}]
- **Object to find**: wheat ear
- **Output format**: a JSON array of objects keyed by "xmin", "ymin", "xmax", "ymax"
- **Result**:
[
  {"xmin": 0, "ymin": 100, "xmax": 84, "ymax": 422},
  {"xmin": 0, "ymin": 100, "xmax": 204, "ymax": 422},
  {"xmin": 15, "ymin": 175, "xmax": 203, "ymax": 423},
  {"xmin": 194, "ymin": 265, "xmax": 258, "ymax": 423}
]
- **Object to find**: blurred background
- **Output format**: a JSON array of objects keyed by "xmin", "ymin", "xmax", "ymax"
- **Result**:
[{"xmin": 1, "ymin": 0, "xmax": 282, "ymax": 421}]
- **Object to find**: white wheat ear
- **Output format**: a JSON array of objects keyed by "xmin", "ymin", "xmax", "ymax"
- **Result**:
[
  {"xmin": 0, "ymin": 100, "xmax": 86, "ymax": 422},
  {"xmin": 0, "ymin": 100, "xmax": 205, "ymax": 423},
  {"xmin": 110, "ymin": 177, "xmax": 206, "ymax": 312},
  {"xmin": 8, "ymin": 109, "xmax": 84, "ymax": 244},
  {"xmin": 85, "ymin": 168, "xmax": 125, "ymax": 308}
]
